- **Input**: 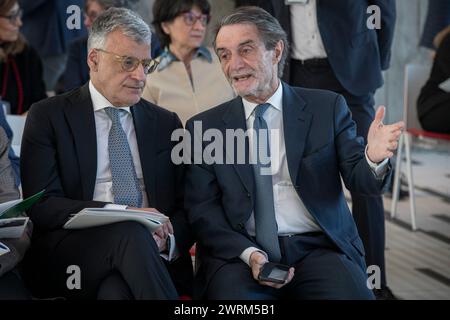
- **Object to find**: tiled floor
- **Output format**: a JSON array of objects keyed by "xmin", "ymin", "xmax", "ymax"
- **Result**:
[{"xmin": 371, "ymin": 138, "xmax": 449, "ymax": 300}]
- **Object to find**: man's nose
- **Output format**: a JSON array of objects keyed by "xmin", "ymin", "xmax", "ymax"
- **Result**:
[{"xmin": 130, "ymin": 63, "xmax": 146, "ymax": 82}]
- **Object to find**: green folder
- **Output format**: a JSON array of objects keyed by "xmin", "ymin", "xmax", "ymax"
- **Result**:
[{"xmin": 0, "ymin": 190, "xmax": 45, "ymax": 219}]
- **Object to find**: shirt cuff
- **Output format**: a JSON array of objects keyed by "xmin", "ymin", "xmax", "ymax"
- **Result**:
[
  {"xmin": 365, "ymin": 145, "xmax": 389, "ymax": 178},
  {"xmin": 240, "ymin": 247, "xmax": 268, "ymax": 267},
  {"xmin": 103, "ymin": 203, "xmax": 128, "ymax": 210}
]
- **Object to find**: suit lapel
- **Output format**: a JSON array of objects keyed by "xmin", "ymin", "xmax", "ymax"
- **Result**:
[
  {"xmin": 131, "ymin": 102, "xmax": 157, "ymax": 207},
  {"xmin": 64, "ymin": 84, "xmax": 98, "ymax": 200},
  {"xmin": 282, "ymin": 83, "xmax": 312, "ymax": 186},
  {"xmin": 222, "ymin": 97, "xmax": 254, "ymax": 195}
]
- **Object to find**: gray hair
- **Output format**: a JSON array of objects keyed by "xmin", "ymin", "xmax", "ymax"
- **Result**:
[
  {"xmin": 213, "ymin": 6, "xmax": 289, "ymax": 78},
  {"xmin": 87, "ymin": 7, "xmax": 151, "ymax": 51}
]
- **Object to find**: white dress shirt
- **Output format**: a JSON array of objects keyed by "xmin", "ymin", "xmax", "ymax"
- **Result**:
[
  {"xmin": 89, "ymin": 81, "xmax": 149, "ymax": 209},
  {"xmin": 240, "ymin": 81, "xmax": 388, "ymax": 265},
  {"xmin": 88, "ymin": 82, "xmax": 176, "ymax": 260},
  {"xmin": 290, "ymin": 0, "xmax": 328, "ymax": 60}
]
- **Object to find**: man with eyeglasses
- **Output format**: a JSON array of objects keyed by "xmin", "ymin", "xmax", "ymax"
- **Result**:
[{"xmin": 20, "ymin": 8, "xmax": 194, "ymax": 300}]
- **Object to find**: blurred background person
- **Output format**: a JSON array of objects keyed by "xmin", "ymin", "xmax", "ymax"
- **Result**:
[
  {"xmin": 19, "ymin": 0, "xmax": 87, "ymax": 92},
  {"xmin": 63, "ymin": 0, "xmax": 162, "ymax": 92},
  {"xmin": 417, "ymin": 26, "xmax": 450, "ymax": 134},
  {"xmin": 0, "ymin": 0, "xmax": 46, "ymax": 115},
  {"xmin": 0, "ymin": 127, "xmax": 32, "ymax": 300},
  {"xmin": 420, "ymin": 0, "xmax": 450, "ymax": 54},
  {"xmin": 142, "ymin": 0, "xmax": 234, "ymax": 124}
]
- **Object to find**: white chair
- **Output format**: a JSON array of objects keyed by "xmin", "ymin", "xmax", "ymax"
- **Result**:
[
  {"xmin": 390, "ymin": 64, "xmax": 450, "ymax": 231},
  {"xmin": 5, "ymin": 114, "xmax": 27, "ymax": 156}
]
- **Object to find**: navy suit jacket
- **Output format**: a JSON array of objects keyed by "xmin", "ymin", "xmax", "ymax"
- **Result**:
[
  {"xmin": 243, "ymin": 0, "xmax": 396, "ymax": 96},
  {"xmin": 185, "ymin": 82, "xmax": 391, "ymax": 297},
  {"xmin": 20, "ymin": 0, "xmax": 87, "ymax": 57},
  {"xmin": 20, "ymin": 84, "xmax": 193, "ymax": 254}
]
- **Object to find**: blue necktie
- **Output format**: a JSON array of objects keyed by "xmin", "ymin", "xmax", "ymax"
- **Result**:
[
  {"xmin": 252, "ymin": 103, "xmax": 281, "ymax": 262},
  {"xmin": 104, "ymin": 107, "xmax": 143, "ymax": 208}
]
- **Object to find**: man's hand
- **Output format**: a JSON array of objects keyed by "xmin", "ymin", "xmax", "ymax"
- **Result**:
[
  {"xmin": 249, "ymin": 251, "xmax": 295, "ymax": 289},
  {"xmin": 367, "ymin": 106, "xmax": 405, "ymax": 163},
  {"xmin": 128, "ymin": 207, "xmax": 174, "ymax": 251},
  {"xmin": 152, "ymin": 233, "xmax": 167, "ymax": 252}
]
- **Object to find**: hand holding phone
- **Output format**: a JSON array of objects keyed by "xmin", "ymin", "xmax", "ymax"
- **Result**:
[{"xmin": 258, "ymin": 262, "xmax": 291, "ymax": 284}]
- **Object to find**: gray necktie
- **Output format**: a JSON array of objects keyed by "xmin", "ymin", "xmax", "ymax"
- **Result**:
[
  {"xmin": 252, "ymin": 103, "xmax": 281, "ymax": 262},
  {"xmin": 104, "ymin": 107, "xmax": 142, "ymax": 207}
]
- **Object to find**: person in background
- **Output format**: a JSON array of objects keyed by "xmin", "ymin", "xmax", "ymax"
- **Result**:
[
  {"xmin": 0, "ymin": 107, "xmax": 19, "ymax": 186},
  {"xmin": 420, "ymin": 0, "xmax": 450, "ymax": 53},
  {"xmin": 19, "ymin": 0, "xmax": 87, "ymax": 92},
  {"xmin": 0, "ymin": 127, "xmax": 32, "ymax": 300},
  {"xmin": 417, "ymin": 26, "xmax": 450, "ymax": 134},
  {"xmin": 0, "ymin": 0, "xmax": 47, "ymax": 115},
  {"xmin": 63, "ymin": 0, "xmax": 162, "ymax": 92},
  {"xmin": 142, "ymin": 0, "xmax": 234, "ymax": 125}
]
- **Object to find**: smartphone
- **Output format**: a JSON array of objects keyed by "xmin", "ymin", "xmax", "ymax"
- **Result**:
[{"xmin": 258, "ymin": 262, "xmax": 290, "ymax": 284}]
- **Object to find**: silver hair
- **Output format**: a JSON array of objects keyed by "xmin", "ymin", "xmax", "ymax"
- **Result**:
[
  {"xmin": 87, "ymin": 7, "xmax": 151, "ymax": 51},
  {"xmin": 213, "ymin": 6, "xmax": 289, "ymax": 78}
]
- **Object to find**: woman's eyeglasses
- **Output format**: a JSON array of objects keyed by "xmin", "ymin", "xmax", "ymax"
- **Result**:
[
  {"xmin": 181, "ymin": 11, "xmax": 210, "ymax": 27},
  {"xmin": 0, "ymin": 8, "xmax": 22, "ymax": 24},
  {"xmin": 96, "ymin": 49, "xmax": 159, "ymax": 75}
]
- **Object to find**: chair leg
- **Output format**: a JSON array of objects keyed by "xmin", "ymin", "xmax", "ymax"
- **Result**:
[
  {"xmin": 404, "ymin": 133, "xmax": 417, "ymax": 231},
  {"xmin": 391, "ymin": 133, "xmax": 404, "ymax": 219}
]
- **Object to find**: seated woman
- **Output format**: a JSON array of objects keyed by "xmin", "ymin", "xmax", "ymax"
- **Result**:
[
  {"xmin": 142, "ymin": 0, "xmax": 234, "ymax": 124},
  {"xmin": 63, "ymin": 0, "xmax": 162, "ymax": 92},
  {"xmin": 0, "ymin": 127, "xmax": 32, "ymax": 300},
  {"xmin": 417, "ymin": 26, "xmax": 450, "ymax": 134},
  {"xmin": 0, "ymin": 0, "xmax": 46, "ymax": 115}
]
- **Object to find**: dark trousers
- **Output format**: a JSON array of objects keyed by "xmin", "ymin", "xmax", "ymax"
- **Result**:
[
  {"xmin": 24, "ymin": 221, "xmax": 179, "ymax": 300},
  {"xmin": 0, "ymin": 269, "xmax": 32, "ymax": 300},
  {"xmin": 206, "ymin": 233, "xmax": 374, "ymax": 299},
  {"xmin": 420, "ymin": 101, "xmax": 450, "ymax": 134},
  {"xmin": 290, "ymin": 59, "xmax": 386, "ymax": 286}
]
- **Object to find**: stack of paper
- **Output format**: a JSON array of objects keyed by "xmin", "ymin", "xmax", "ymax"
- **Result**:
[{"xmin": 64, "ymin": 208, "xmax": 169, "ymax": 232}]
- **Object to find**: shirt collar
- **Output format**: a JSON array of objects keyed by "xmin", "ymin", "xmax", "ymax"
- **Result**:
[
  {"xmin": 89, "ymin": 81, "xmax": 131, "ymax": 113},
  {"xmin": 157, "ymin": 46, "xmax": 212, "ymax": 71},
  {"xmin": 242, "ymin": 80, "xmax": 283, "ymax": 120}
]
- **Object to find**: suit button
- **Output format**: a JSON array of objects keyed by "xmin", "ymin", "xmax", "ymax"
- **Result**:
[
  {"xmin": 247, "ymin": 193, "xmax": 251, "ymax": 198},
  {"xmin": 237, "ymin": 223, "xmax": 244, "ymax": 229}
]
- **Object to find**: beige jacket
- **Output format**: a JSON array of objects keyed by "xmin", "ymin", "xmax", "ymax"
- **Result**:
[{"xmin": 142, "ymin": 47, "xmax": 235, "ymax": 124}]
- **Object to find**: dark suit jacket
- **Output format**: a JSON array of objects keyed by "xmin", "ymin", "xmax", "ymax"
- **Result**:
[
  {"xmin": 20, "ymin": 83, "xmax": 193, "ymax": 255},
  {"xmin": 20, "ymin": 0, "xmax": 87, "ymax": 57},
  {"xmin": 239, "ymin": 0, "xmax": 396, "ymax": 96},
  {"xmin": 63, "ymin": 36, "xmax": 89, "ymax": 92},
  {"xmin": 185, "ymin": 82, "xmax": 391, "ymax": 297}
]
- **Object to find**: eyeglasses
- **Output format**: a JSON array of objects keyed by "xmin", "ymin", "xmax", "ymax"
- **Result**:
[
  {"xmin": 180, "ymin": 11, "xmax": 210, "ymax": 27},
  {"xmin": 95, "ymin": 49, "xmax": 159, "ymax": 75},
  {"xmin": 0, "ymin": 8, "xmax": 22, "ymax": 24}
]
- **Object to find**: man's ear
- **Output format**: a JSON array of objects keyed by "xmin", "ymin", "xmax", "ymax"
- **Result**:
[
  {"xmin": 87, "ymin": 49, "xmax": 99, "ymax": 72},
  {"xmin": 273, "ymin": 40, "xmax": 284, "ymax": 64}
]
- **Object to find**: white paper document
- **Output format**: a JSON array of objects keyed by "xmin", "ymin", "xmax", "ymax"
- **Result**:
[{"xmin": 63, "ymin": 208, "xmax": 169, "ymax": 233}]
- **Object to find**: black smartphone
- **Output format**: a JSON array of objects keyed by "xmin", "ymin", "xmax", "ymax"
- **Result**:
[{"xmin": 258, "ymin": 262, "xmax": 290, "ymax": 284}]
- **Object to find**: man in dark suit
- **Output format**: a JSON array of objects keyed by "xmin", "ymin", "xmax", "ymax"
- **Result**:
[
  {"xmin": 184, "ymin": 6, "xmax": 403, "ymax": 299},
  {"xmin": 235, "ymin": 0, "xmax": 397, "ymax": 298},
  {"xmin": 20, "ymin": 8, "xmax": 193, "ymax": 299}
]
